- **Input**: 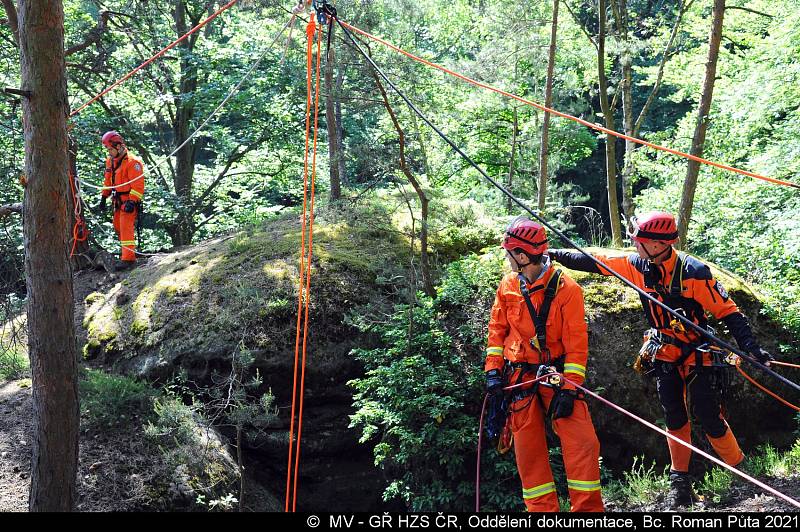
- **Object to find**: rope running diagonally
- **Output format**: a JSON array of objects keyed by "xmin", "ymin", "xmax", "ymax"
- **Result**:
[
  {"xmin": 334, "ymin": 14, "xmax": 800, "ymax": 396},
  {"xmin": 476, "ymin": 375, "xmax": 800, "ymax": 511},
  {"xmin": 70, "ymin": 0, "xmax": 243, "ymax": 118},
  {"xmin": 338, "ymin": 20, "xmax": 800, "ymax": 191},
  {"xmin": 79, "ymin": 15, "xmax": 296, "ymax": 194}
]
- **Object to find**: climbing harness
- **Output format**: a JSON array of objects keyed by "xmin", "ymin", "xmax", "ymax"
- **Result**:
[
  {"xmin": 518, "ymin": 269, "xmax": 562, "ymax": 363},
  {"xmin": 327, "ymin": 13, "xmax": 800, "ymax": 510}
]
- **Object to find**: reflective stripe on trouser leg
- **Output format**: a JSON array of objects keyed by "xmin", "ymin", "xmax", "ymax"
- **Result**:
[
  {"xmin": 511, "ymin": 395, "xmax": 559, "ymax": 512},
  {"xmin": 706, "ymin": 424, "xmax": 744, "ymax": 466},
  {"xmin": 546, "ymin": 387, "xmax": 604, "ymax": 512},
  {"xmin": 666, "ymin": 422, "xmax": 693, "ymax": 473},
  {"xmin": 119, "ymin": 208, "xmax": 137, "ymax": 262}
]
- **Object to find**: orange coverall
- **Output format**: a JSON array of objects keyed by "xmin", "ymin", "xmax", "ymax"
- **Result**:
[
  {"xmin": 102, "ymin": 154, "xmax": 144, "ymax": 262},
  {"xmin": 485, "ymin": 267, "xmax": 603, "ymax": 512}
]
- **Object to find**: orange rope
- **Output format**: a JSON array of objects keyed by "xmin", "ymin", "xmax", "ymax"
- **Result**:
[
  {"xmin": 339, "ymin": 20, "xmax": 800, "ymax": 191},
  {"xmin": 70, "ymin": 0, "xmax": 241, "ymax": 117},
  {"xmin": 286, "ymin": 15, "xmax": 321, "ymax": 513},
  {"xmin": 737, "ymin": 366, "xmax": 800, "ymax": 411},
  {"xmin": 772, "ymin": 360, "xmax": 800, "ymax": 369},
  {"xmin": 292, "ymin": 21, "xmax": 323, "ymax": 513},
  {"xmin": 67, "ymin": 172, "xmax": 88, "ymax": 258}
]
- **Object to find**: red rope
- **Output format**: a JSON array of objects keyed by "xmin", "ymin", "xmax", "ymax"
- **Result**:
[
  {"xmin": 475, "ymin": 374, "xmax": 800, "ymax": 511},
  {"xmin": 563, "ymin": 375, "xmax": 800, "ymax": 509},
  {"xmin": 285, "ymin": 16, "xmax": 321, "ymax": 513},
  {"xmin": 70, "ymin": 0, "xmax": 242, "ymax": 117},
  {"xmin": 339, "ymin": 20, "xmax": 800, "ymax": 191}
]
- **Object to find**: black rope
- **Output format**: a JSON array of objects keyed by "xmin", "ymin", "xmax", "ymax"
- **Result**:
[{"xmin": 334, "ymin": 15, "xmax": 800, "ymax": 395}]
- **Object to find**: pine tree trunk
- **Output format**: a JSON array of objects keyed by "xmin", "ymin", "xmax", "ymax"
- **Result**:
[
  {"xmin": 18, "ymin": 0, "xmax": 79, "ymax": 511},
  {"xmin": 334, "ymin": 66, "xmax": 346, "ymax": 185},
  {"xmin": 538, "ymin": 0, "xmax": 559, "ymax": 212},
  {"xmin": 678, "ymin": 0, "xmax": 725, "ymax": 248}
]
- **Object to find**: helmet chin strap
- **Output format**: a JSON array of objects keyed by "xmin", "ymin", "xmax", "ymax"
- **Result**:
[
  {"xmin": 506, "ymin": 250, "xmax": 528, "ymax": 272},
  {"xmin": 642, "ymin": 242, "xmax": 672, "ymax": 262}
]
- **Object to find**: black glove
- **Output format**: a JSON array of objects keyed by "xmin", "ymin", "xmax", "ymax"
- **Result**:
[
  {"xmin": 752, "ymin": 348, "xmax": 774, "ymax": 365},
  {"xmin": 550, "ymin": 389, "xmax": 576, "ymax": 420},
  {"xmin": 486, "ymin": 369, "xmax": 503, "ymax": 395},
  {"xmin": 548, "ymin": 249, "xmax": 566, "ymax": 263},
  {"xmin": 123, "ymin": 200, "xmax": 137, "ymax": 213},
  {"xmin": 98, "ymin": 196, "xmax": 107, "ymax": 211}
]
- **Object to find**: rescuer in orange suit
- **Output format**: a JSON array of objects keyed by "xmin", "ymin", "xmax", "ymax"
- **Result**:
[
  {"xmin": 98, "ymin": 131, "xmax": 144, "ymax": 269},
  {"xmin": 485, "ymin": 216, "xmax": 604, "ymax": 512},
  {"xmin": 549, "ymin": 211, "xmax": 773, "ymax": 508}
]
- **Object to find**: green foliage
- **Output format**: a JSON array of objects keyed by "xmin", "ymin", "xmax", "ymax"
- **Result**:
[
  {"xmin": 0, "ymin": 345, "xmax": 28, "ymax": 381},
  {"xmin": 80, "ymin": 369, "xmax": 157, "ymax": 429},
  {"xmin": 698, "ymin": 467, "xmax": 734, "ymax": 504},
  {"xmin": 604, "ymin": 456, "xmax": 669, "ymax": 507},
  {"xmin": 743, "ymin": 441, "xmax": 800, "ymax": 479},
  {"xmin": 349, "ymin": 251, "xmax": 517, "ymax": 511}
]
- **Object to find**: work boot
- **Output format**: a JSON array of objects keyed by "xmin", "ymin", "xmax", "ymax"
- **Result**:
[{"xmin": 666, "ymin": 470, "xmax": 699, "ymax": 509}]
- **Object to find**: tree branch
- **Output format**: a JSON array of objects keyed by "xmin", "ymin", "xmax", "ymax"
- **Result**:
[
  {"xmin": 0, "ymin": 0, "xmax": 18, "ymax": 46},
  {"xmin": 0, "ymin": 203, "xmax": 22, "ymax": 218},
  {"xmin": 65, "ymin": 11, "xmax": 110, "ymax": 57},
  {"xmin": 727, "ymin": 6, "xmax": 772, "ymax": 18},
  {"xmin": 563, "ymin": 0, "xmax": 597, "ymax": 50},
  {"xmin": 633, "ymin": 0, "xmax": 688, "ymax": 136}
]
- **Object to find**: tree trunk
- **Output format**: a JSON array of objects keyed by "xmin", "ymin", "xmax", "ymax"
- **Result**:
[
  {"xmin": 325, "ymin": 23, "xmax": 341, "ymax": 201},
  {"xmin": 538, "ymin": 0, "xmax": 559, "ymax": 212},
  {"xmin": 597, "ymin": 0, "xmax": 623, "ymax": 246},
  {"xmin": 172, "ymin": 0, "xmax": 199, "ymax": 246},
  {"xmin": 678, "ymin": 0, "xmax": 725, "ymax": 248},
  {"xmin": 507, "ymin": 105, "xmax": 518, "ymax": 214},
  {"xmin": 18, "ymin": 0, "xmax": 79, "ymax": 511},
  {"xmin": 334, "ymin": 65, "xmax": 346, "ymax": 185},
  {"xmin": 617, "ymin": 0, "xmax": 635, "ymax": 223},
  {"xmin": 370, "ymin": 70, "xmax": 435, "ymax": 297}
]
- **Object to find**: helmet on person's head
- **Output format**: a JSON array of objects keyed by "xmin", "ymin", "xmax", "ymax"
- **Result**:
[
  {"xmin": 502, "ymin": 216, "xmax": 548, "ymax": 256},
  {"xmin": 101, "ymin": 130, "xmax": 125, "ymax": 148},
  {"xmin": 628, "ymin": 211, "xmax": 679, "ymax": 244}
]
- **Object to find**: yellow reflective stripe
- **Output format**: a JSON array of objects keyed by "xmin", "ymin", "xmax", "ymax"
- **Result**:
[
  {"xmin": 486, "ymin": 347, "xmax": 503, "ymax": 357},
  {"xmin": 522, "ymin": 482, "xmax": 556, "ymax": 499},
  {"xmin": 567, "ymin": 479, "xmax": 601, "ymax": 492},
  {"xmin": 563, "ymin": 363, "xmax": 586, "ymax": 377},
  {"xmin": 129, "ymin": 190, "xmax": 143, "ymax": 200},
  {"xmin": 120, "ymin": 241, "xmax": 136, "ymax": 245}
]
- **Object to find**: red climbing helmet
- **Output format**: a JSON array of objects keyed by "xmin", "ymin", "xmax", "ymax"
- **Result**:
[
  {"xmin": 101, "ymin": 130, "xmax": 125, "ymax": 148},
  {"xmin": 628, "ymin": 211, "xmax": 679, "ymax": 244},
  {"xmin": 502, "ymin": 216, "xmax": 548, "ymax": 256}
]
